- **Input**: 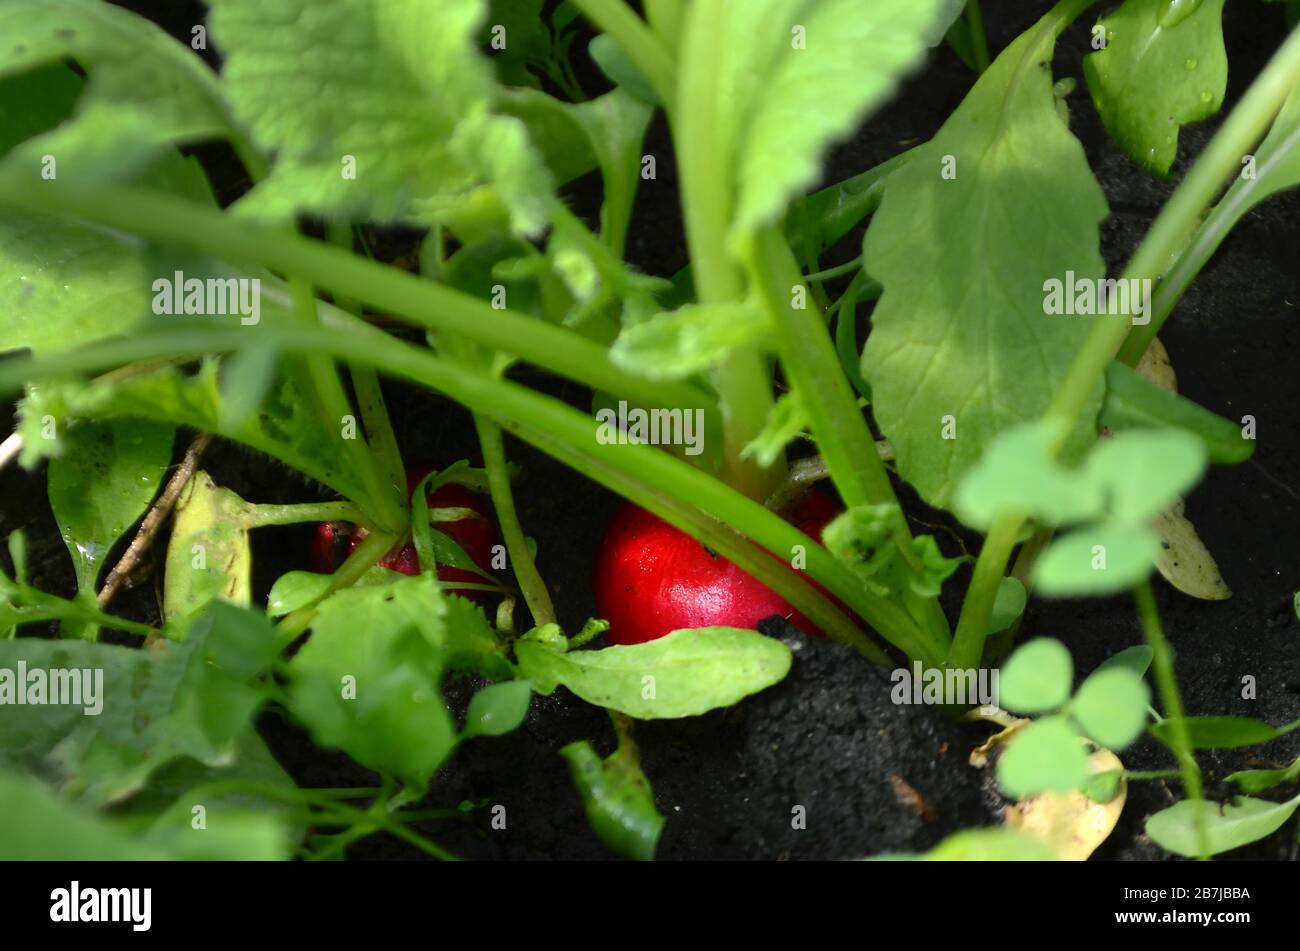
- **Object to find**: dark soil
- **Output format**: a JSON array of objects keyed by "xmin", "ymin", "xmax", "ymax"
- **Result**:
[{"xmin": 4, "ymin": 0, "xmax": 1299, "ymax": 860}]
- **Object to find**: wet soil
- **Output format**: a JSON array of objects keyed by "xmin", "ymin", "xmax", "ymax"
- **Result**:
[{"xmin": 3, "ymin": 0, "xmax": 1299, "ymax": 859}]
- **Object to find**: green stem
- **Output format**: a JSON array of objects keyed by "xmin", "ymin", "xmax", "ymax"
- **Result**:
[
  {"xmin": 643, "ymin": 0, "xmax": 685, "ymax": 49},
  {"xmin": 673, "ymin": 0, "xmax": 782, "ymax": 502},
  {"xmin": 1134, "ymin": 580, "xmax": 1207, "ymax": 859},
  {"xmin": 473, "ymin": 415, "xmax": 556, "ymax": 627},
  {"xmin": 0, "ymin": 322, "xmax": 925, "ymax": 662},
  {"xmin": 1118, "ymin": 109, "xmax": 1300, "ymax": 365},
  {"xmin": 804, "ymin": 256, "xmax": 863, "ymax": 285},
  {"xmin": 571, "ymin": 0, "xmax": 677, "ymax": 108},
  {"xmin": 965, "ymin": 1, "xmax": 992, "ymax": 73},
  {"xmin": 949, "ymin": 25, "xmax": 1300, "ymax": 668},
  {"xmin": 0, "ymin": 178, "xmax": 717, "ymax": 427},
  {"xmin": 751, "ymin": 228, "xmax": 951, "ymax": 654},
  {"xmin": 327, "ymin": 223, "xmax": 408, "ymax": 514},
  {"xmin": 240, "ymin": 500, "xmax": 372, "ymax": 529}
]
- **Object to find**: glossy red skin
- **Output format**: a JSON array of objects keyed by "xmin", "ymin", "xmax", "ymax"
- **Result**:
[
  {"xmin": 594, "ymin": 490, "xmax": 843, "ymax": 645},
  {"xmin": 310, "ymin": 464, "xmax": 498, "ymax": 597}
]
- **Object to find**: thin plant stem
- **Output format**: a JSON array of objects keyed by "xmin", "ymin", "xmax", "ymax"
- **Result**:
[
  {"xmin": 473, "ymin": 415, "xmax": 557, "ymax": 627},
  {"xmin": 1134, "ymin": 580, "xmax": 1207, "ymax": 859}
]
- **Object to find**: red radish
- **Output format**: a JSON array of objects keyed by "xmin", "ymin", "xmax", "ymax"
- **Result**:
[
  {"xmin": 594, "ymin": 489, "xmax": 844, "ymax": 644},
  {"xmin": 310, "ymin": 463, "xmax": 498, "ymax": 597}
]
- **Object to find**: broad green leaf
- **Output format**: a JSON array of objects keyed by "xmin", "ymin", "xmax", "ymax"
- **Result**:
[
  {"xmin": 163, "ymin": 471, "xmax": 253, "ymax": 621},
  {"xmin": 47, "ymin": 419, "xmax": 174, "ymax": 599},
  {"xmin": 988, "ymin": 577, "xmax": 1027, "ymax": 636},
  {"xmin": 516, "ymin": 626, "xmax": 792, "ymax": 719},
  {"xmin": 463, "ymin": 680, "xmax": 532, "ymax": 738},
  {"xmin": 714, "ymin": 0, "xmax": 962, "ymax": 244},
  {"xmin": 610, "ymin": 301, "xmax": 770, "ymax": 380},
  {"xmin": 955, "ymin": 423, "xmax": 1105, "ymax": 533},
  {"xmin": 873, "ymin": 828, "xmax": 1058, "ymax": 861},
  {"xmin": 1094, "ymin": 644, "xmax": 1154, "ymax": 678},
  {"xmin": 0, "ymin": 601, "xmax": 276, "ymax": 807},
  {"xmin": 997, "ymin": 715, "xmax": 1089, "ymax": 798},
  {"xmin": 0, "ymin": 64, "xmax": 219, "ymax": 357},
  {"xmin": 267, "ymin": 567, "xmax": 405, "ymax": 618},
  {"xmin": 863, "ymin": 4, "xmax": 1108, "ymax": 510},
  {"xmin": 1146, "ymin": 794, "xmax": 1300, "ymax": 857},
  {"xmin": 287, "ymin": 575, "xmax": 457, "ymax": 788},
  {"xmin": 1227, "ymin": 756, "xmax": 1300, "ymax": 794},
  {"xmin": 560, "ymin": 738, "xmax": 665, "ymax": 861},
  {"xmin": 0, "ymin": 0, "xmax": 234, "ymax": 181},
  {"xmin": 1071, "ymin": 667, "xmax": 1150, "ymax": 749},
  {"xmin": 1150, "ymin": 715, "xmax": 1300, "ymax": 750},
  {"xmin": 1084, "ymin": 429, "xmax": 1207, "ymax": 522},
  {"xmin": 497, "ymin": 88, "xmax": 597, "ymax": 187},
  {"xmin": 999, "ymin": 638, "xmax": 1073, "ymax": 714},
  {"xmin": 1083, "ymin": 0, "xmax": 1228, "ymax": 175},
  {"xmin": 0, "ymin": 770, "xmax": 166, "ymax": 860},
  {"xmin": 435, "ymin": 594, "xmax": 515, "ymax": 681},
  {"xmin": 18, "ymin": 361, "xmax": 381, "ymax": 516},
  {"xmin": 208, "ymin": 0, "xmax": 553, "ymax": 233},
  {"xmin": 1036, "ymin": 523, "xmax": 1162, "ymax": 597},
  {"xmin": 741, "ymin": 391, "xmax": 808, "ymax": 468}
]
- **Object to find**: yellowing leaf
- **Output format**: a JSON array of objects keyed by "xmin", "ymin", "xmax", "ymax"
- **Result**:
[{"xmin": 1006, "ymin": 748, "xmax": 1126, "ymax": 860}]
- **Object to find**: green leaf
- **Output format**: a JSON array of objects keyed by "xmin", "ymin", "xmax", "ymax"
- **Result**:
[
  {"xmin": 999, "ymin": 638, "xmax": 1073, "ymax": 714},
  {"xmin": 1083, "ymin": 0, "xmax": 1228, "ymax": 175},
  {"xmin": 1084, "ymin": 429, "xmax": 1207, "ymax": 522},
  {"xmin": 0, "ymin": 65, "xmax": 218, "ymax": 358},
  {"xmin": 1094, "ymin": 644, "xmax": 1154, "ymax": 679},
  {"xmin": 589, "ymin": 34, "xmax": 659, "ymax": 105},
  {"xmin": 516, "ymin": 626, "xmax": 792, "ymax": 719},
  {"xmin": 441, "ymin": 594, "xmax": 516, "ymax": 681},
  {"xmin": 483, "ymin": 0, "xmax": 553, "ymax": 89},
  {"xmin": 0, "ymin": 0, "xmax": 234, "ymax": 181},
  {"xmin": 0, "ymin": 601, "xmax": 276, "ymax": 807},
  {"xmin": 822, "ymin": 503, "xmax": 906, "ymax": 585},
  {"xmin": 1100, "ymin": 361, "xmax": 1254, "ymax": 464},
  {"xmin": 987, "ymin": 577, "xmax": 1027, "ymax": 636},
  {"xmin": 741, "ymin": 391, "xmax": 808, "ymax": 468},
  {"xmin": 163, "ymin": 471, "xmax": 253, "ymax": 621},
  {"xmin": 1036, "ymin": 523, "xmax": 1162, "ymax": 597},
  {"xmin": 874, "ymin": 827, "xmax": 1059, "ymax": 861},
  {"xmin": 863, "ymin": 4, "xmax": 1108, "ymax": 510},
  {"xmin": 1071, "ymin": 667, "xmax": 1150, "ymax": 749},
  {"xmin": 267, "ymin": 567, "xmax": 405, "ymax": 618},
  {"xmin": 208, "ymin": 0, "xmax": 553, "ymax": 233},
  {"xmin": 463, "ymin": 680, "xmax": 532, "ymax": 738},
  {"xmin": 1146, "ymin": 794, "xmax": 1300, "ymax": 857},
  {"xmin": 954, "ymin": 423, "xmax": 1104, "ymax": 532},
  {"xmin": 0, "ymin": 770, "xmax": 166, "ymax": 860},
  {"xmin": 716, "ymin": 0, "xmax": 962, "ymax": 244},
  {"xmin": 47, "ymin": 419, "xmax": 174, "ymax": 601},
  {"xmin": 997, "ymin": 715, "xmax": 1089, "ymax": 798},
  {"xmin": 610, "ymin": 301, "xmax": 771, "ymax": 380},
  {"xmin": 559, "ymin": 739, "xmax": 664, "ymax": 861},
  {"xmin": 286, "ymin": 575, "xmax": 456, "ymax": 789},
  {"xmin": 1150, "ymin": 715, "xmax": 1300, "ymax": 750},
  {"xmin": 1226, "ymin": 757, "xmax": 1300, "ymax": 794},
  {"xmin": 18, "ymin": 361, "xmax": 383, "ymax": 518}
]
